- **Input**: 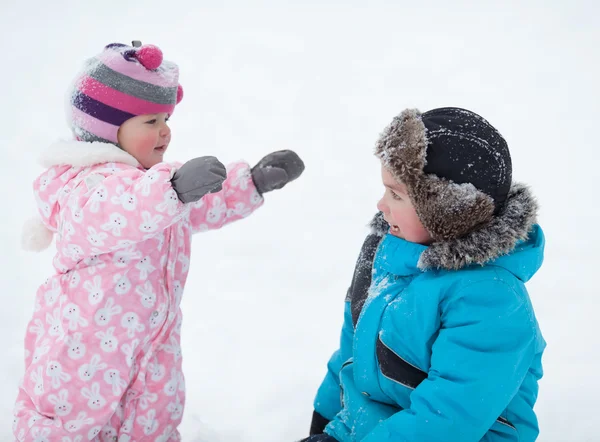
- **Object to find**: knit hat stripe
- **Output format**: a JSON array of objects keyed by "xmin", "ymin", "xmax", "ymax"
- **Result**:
[
  {"xmin": 78, "ymin": 76, "xmax": 176, "ymax": 116},
  {"xmin": 97, "ymin": 51, "xmax": 178, "ymax": 88},
  {"xmin": 72, "ymin": 92, "xmax": 135, "ymax": 127},
  {"xmin": 71, "ymin": 106, "xmax": 119, "ymax": 143},
  {"xmin": 88, "ymin": 62, "xmax": 178, "ymax": 105},
  {"xmin": 73, "ymin": 127, "xmax": 113, "ymax": 144}
]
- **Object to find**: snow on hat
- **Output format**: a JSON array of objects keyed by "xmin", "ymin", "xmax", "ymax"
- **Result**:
[
  {"xmin": 375, "ymin": 107, "xmax": 513, "ymax": 241},
  {"xmin": 67, "ymin": 40, "xmax": 184, "ymax": 145}
]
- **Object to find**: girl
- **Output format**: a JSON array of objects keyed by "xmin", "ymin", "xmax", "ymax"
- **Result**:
[
  {"xmin": 14, "ymin": 41, "xmax": 304, "ymax": 441},
  {"xmin": 302, "ymin": 108, "xmax": 545, "ymax": 442}
]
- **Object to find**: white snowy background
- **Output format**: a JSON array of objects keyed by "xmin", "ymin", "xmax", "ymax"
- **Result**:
[{"xmin": 0, "ymin": 1, "xmax": 598, "ymax": 441}]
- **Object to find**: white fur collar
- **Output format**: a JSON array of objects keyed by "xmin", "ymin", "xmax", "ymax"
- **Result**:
[{"xmin": 39, "ymin": 140, "xmax": 140, "ymax": 168}]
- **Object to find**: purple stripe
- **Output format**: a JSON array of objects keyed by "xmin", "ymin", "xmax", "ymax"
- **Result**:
[{"xmin": 72, "ymin": 92, "xmax": 135, "ymax": 127}]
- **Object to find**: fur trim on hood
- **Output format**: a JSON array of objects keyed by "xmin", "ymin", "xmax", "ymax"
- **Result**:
[{"xmin": 369, "ymin": 182, "xmax": 538, "ymax": 271}]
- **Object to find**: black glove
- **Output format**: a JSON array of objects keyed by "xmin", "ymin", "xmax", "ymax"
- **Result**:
[
  {"xmin": 171, "ymin": 156, "xmax": 227, "ymax": 203},
  {"xmin": 251, "ymin": 150, "xmax": 305, "ymax": 194}
]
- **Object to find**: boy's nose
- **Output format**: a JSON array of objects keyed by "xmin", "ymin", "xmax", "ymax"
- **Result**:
[{"xmin": 377, "ymin": 198, "xmax": 388, "ymax": 214}]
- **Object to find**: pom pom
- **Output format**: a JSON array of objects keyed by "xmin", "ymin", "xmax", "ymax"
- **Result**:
[
  {"xmin": 176, "ymin": 84, "xmax": 184, "ymax": 104},
  {"xmin": 137, "ymin": 44, "xmax": 163, "ymax": 70},
  {"xmin": 21, "ymin": 217, "xmax": 54, "ymax": 252}
]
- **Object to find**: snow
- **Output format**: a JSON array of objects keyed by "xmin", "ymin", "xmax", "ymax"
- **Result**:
[{"xmin": 0, "ymin": 1, "xmax": 598, "ymax": 441}]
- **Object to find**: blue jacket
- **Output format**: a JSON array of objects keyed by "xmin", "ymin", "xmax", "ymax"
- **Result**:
[{"xmin": 313, "ymin": 202, "xmax": 546, "ymax": 441}]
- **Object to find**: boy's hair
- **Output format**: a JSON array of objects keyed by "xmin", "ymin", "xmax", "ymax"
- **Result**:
[
  {"xmin": 66, "ymin": 41, "xmax": 184, "ymax": 146},
  {"xmin": 375, "ymin": 107, "xmax": 513, "ymax": 241}
]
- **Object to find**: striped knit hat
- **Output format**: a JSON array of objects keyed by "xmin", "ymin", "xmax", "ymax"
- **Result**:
[{"xmin": 67, "ymin": 41, "xmax": 184, "ymax": 145}]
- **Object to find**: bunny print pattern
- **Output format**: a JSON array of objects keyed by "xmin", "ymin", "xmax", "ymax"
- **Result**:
[{"xmin": 14, "ymin": 141, "xmax": 264, "ymax": 441}]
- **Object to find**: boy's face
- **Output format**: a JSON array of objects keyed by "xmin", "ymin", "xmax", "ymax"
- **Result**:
[
  {"xmin": 117, "ymin": 113, "xmax": 171, "ymax": 169},
  {"xmin": 377, "ymin": 165, "xmax": 432, "ymax": 245}
]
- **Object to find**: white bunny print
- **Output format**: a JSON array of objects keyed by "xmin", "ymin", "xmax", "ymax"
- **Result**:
[
  {"xmin": 227, "ymin": 202, "xmax": 252, "ymax": 219},
  {"xmin": 81, "ymin": 382, "xmax": 106, "ymax": 410},
  {"xmin": 139, "ymin": 211, "xmax": 163, "ymax": 234},
  {"xmin": 161, "ymin": 335, "xmax": 182, "ymax": 362},
  {"xmin": 135, "ymin": 169, "xmax": 160, "ymax": 196},
  {"xmin": 30, "ymin": 366, "xmax": 44, "ymax": 396},
  {"xmin": 121, "ymin": 311, "xmax": 145, "ymax": 338},
  {"xmin": 94, "ymin": 297, "xmax": 122, "ymax": 326},
  {"xmin": 38, "ymin": 169, "xmax": 56, "ymax": 192},
  {"xmin": 99, "ymin": 424, "xmax": 118, "ymax": 441},
  {"xmin": 177, "ymin": 253, "xmax": 190, "ymax": 273},
  {"xmin": 155, "ymin": 425, "xmax": 175, "ymax": 442},
  {"xmin": 28, "ymin": 319, "xmax": 45, "ymax": 343},
  {"xmin": 136, "ymin": 281, "xmax": 157, "ymax": 309},
  {"xmin": 30, "ymin": 426, "xmax": 51, "ymax": 442},
  {"xmin": 65, "ymin": 411, "xmax": 94, "ymax": 432},
  {"xmin": 64, "ymin": 243, "xmax": 84, "ymax": 262},
  {"xmin": 86, "ymin": 226, "xmax": 108, "ymax": 247},
  {"xmin": 66, "ymin": 333, "xmax": 86, "ymax": 360},
  {"xmin": 61, "ymin": 220, "xmax": 76, "ymax": 242},
  {"xmin": 232, "ymin": 166, "xmax": 250, "ymax": 190},
  {"xmin": 163, "ymin": 368, "xmax": 178, "ymax": 396},
  {"xmin": 110, "ymin": 184, "xmax": 137, "ymax": 211},
  {"xmin": 149, "ymin": 304, "xmax": 166, "ymax": 329},
  {"xmin": 148, "ymin": 359, "xmax": 166, "ymax": 382},
  {"xmin": 101, "ymin": 212, "xmax": 128, "ymax": 236},
  {"xmin": 167, "ymin": 395, "xmax": 184, "ymax": 420},
  {"xmin": 63, "ymin": 303, "xmax": 89, "ymax": 330},
  {"xmin": 83, "ymin": 275, "xmax": 104, "ymax": 305},
  {"xmin": 104, "ymin": 368, "xmax": 127, "ymax": 396},
  {"xmin": 155, "ymin": 188, "xmax": 180, "ymax": 216},
  {"xmin": 83, "ymin": 255, "xmax": 107, "ymax": 275},
  {"xmin": 113, "ymin": 246, "xmax": 141, "ymax": 268},
  {"xmin": 46, "ymin": 361, "xmax": 72, "ymax": 389},
  {"xmin": 43, "ymin": 279, "xmax": 61, "ymax": 307},
  {"xmin": 135, "ymin": 256, "xmax": 156, "ymax": 280},
  {"xmin": 113, "ymin": 273, "xmax": 132, "ymax": 295},
  {"xmin": 60, "ymin": 436, "xmax": 83, "ymax": 442},
  {"xmin": 138, "ymin": 390, "xmax": 158, "ymax": 410},
  {"xmin": 47, "ymin": 389, "xmax": 73, "ymax": 416},
  {"xmin": 95, "ymin": 327, "xmax": 119, "ymax": 353},
  {"xmin": 137, "ymin": 409, "xmax": 159, "ymax": 435},
  {"xmin": 206, "ymin": 196, "xmax": 227, "ymax": 224},
  {"xmin": 88, "ymin": 184, "xmax": 108, "ymax": 213},
  {"xmin": 32, "ymin": 339, "xmax": 51, "ymax": 364},
  {"xmin": 78, "ymin": 354, "xmax": 107, "ymax": 382},
  {"xmin": 87, "ymin": 426, "xmax": 102, "ymax": 440},
  {"xmin": 121, "ymin": 339, "xmax": 140, "ymax": 368},
  {"xmin": 46, "ymin": 308, "xmax": 65, "ymax": 340},
  {"xmin": 68, "ymin": 271, "xmax": 81, "ymax": 288}
]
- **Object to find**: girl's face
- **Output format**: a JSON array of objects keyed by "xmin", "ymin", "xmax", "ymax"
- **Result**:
[
  {"xmin": 377, "ymin": 165, "xmax": 432, "ymax": 245},
  {"xmin": 117, "ymin": 113, "xmax": 171, "ymax": 169}
]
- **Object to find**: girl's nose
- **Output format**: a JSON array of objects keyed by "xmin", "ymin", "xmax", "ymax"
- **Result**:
[{"xmin": 159, "ymin": 122, "xmax": 171, "ymax": 138}]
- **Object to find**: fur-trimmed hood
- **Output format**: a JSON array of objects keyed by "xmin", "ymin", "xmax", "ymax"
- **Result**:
[
  {"xmin": 370, "ymin": 182, "xmax": 540, "ymax": 272},
  {"xmin": 39, "ymin": 139, "xmax": 140, "ymax": 168},
  {"xmin": 22, "ymin": 140, "xmax": 141, "ymax": 251}
]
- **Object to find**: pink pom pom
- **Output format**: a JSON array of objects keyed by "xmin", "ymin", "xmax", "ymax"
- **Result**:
[
  {"xmin": 176, "ymin": 84, "xmax": 184, "ymax": 104},
  {"xmin": 136, "ymin": 44, "xmax": 163, "ymax": 70}
]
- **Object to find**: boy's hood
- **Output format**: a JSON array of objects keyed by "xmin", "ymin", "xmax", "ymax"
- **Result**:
[{"xmin": 370, "ymin": 182, "xmax": 543, "ymax": 281}]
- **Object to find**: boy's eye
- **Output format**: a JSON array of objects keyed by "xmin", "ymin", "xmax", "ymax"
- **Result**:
[
  {"xmin": 145, "ymin": 119, "xmax": 157, "ymax": 124},
  {"xmin": 390, "ymin": 190, "xmax": 402, "ymax": 201}
]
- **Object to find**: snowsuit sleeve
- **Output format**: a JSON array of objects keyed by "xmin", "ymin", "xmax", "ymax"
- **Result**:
[
  {"xmin": 36, "ymin": 162, "xmax": 187, "ymax": 262},
  {"xmin": 361, "ymin": 280, "xmax": 539, "ymax": 442},
  {"xmin": 187, "ymin": 161, "xmax": 264, "ymax": 234}
]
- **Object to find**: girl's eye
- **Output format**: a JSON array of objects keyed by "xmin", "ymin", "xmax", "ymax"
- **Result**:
[
  {"xmin": 165, "ymin": 116, "xmax": 170, "ymax": 122},
  {"xmin": 145, "ymin": 119, "xmax": 157, "ymax": 124}
]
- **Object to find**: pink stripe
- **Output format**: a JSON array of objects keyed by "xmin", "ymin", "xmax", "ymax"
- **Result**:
[
  {"xmin": 96, "ymin": 51, "xmax": 179, "ymax": 88},
  {"xmin": 71, "ymin": 106, "xmax": 119, "ymax": 143},
  {"xmin": 78, "ymin": 77, "xmax": 176, "ymax": 116}
]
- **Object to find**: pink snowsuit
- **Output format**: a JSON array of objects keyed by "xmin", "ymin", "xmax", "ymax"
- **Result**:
[{"xmin": 14, "ymin": 141, "xmax": 263, "ymax": 441}]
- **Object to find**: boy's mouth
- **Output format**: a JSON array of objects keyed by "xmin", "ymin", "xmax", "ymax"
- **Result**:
[{"xmin": 390, "ymin": 225, "xmax": 400, "ymax": 233}]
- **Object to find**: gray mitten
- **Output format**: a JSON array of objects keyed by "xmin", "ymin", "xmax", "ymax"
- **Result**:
[
  {"xmin": 251, "ymin": 150, "xmax": 305, "ymax": 195},
  {"xmin": 171, "ymin": 156, "xmax": 227, "ymax": 203}
]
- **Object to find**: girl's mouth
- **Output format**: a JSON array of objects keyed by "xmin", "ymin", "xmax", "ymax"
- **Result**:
[{"xmin": 154, "ymin": 145, "xmax": 167, "ymax": 153}]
